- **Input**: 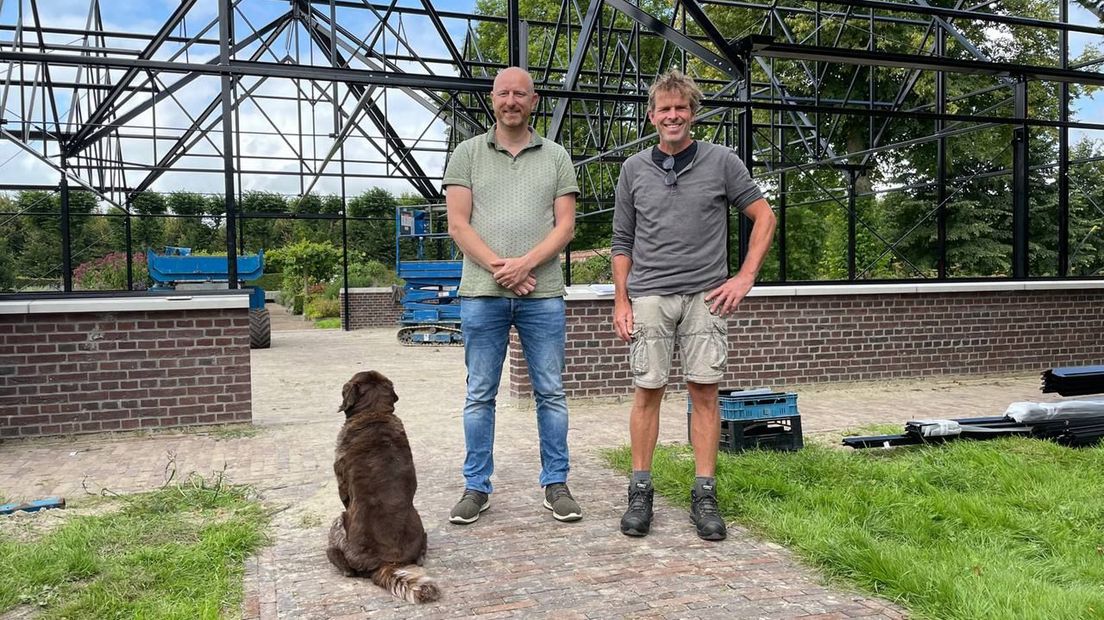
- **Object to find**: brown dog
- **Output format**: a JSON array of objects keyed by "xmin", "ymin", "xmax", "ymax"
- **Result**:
[{"xmin": 326, "ymin": 370, "xmax": 440, "ymax": 604}]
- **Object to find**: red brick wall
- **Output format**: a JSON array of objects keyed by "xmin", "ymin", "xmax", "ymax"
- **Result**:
[
  {"xmin": 340, "ymin": 288, "xmax": 402, "ymax": 329},
  {"xmin": 508, "ymin": 288, "xmax": 1104, "ymax": 399},
  {"xmin": 1, "ymin": 309, "xmax": 252, "ymax": 438}
]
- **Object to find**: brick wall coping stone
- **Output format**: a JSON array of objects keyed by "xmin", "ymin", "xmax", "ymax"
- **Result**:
[
  {"xmin": 339, "ymin": 287, "xmax": 395, "ymax": 294},
  {"xmin": 0, "ymin": 291, "xmax": 249, "ymax": 315},
  {"xmin": 563, "ymin": 279, "xmax": 1104, "ymax": 301}
]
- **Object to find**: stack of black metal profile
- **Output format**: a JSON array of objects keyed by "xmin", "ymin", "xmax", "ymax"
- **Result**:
[
  {"xmin": 844, "ymin": 367, "xmax": 1104, "ymax": 449},
  {"xmin": 1028, "ymin": 417, "xmax": 1104, "ymax": 447},
  {"xmin": 1041, "ymin": 365, "xmax": 1104, "ymax": 396},
  {"xmin": 845, "ymin": 413, "xmax": 1104, "ymax": 449},
  {"xmin": 843, "ymin": 417, "xmax": 1031, "ymax": 449}
]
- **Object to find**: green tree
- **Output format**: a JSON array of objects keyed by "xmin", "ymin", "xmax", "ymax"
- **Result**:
[
  {"xmin": 239, "ymin": 191, "xmax": 291, "ymax": 252},
  {"xmin": 165, "ymin": 191, "xmax": 220, "ymax": 252},
  {"xmin": 11, "ymin": 190, "xmax": 100, "ymax": 285},
  {"xmin": 290, "ymin": 193, "xmax": 345, "ymax": 245},
  {"xmin": 267, "ymin": 240, "xmax": 342, "ymax": 312},
  {"xmin": 1, "ymin": 194, "xmax": 26, "ymax": 289},
  {"xmin": 348, "ymin": 188, "xmax": 399, "ymax": 265},
  {"xmin": 131, "ymin": 191, "xmax": 168, "ymax": 252},
  {"xmin": 1066, "ymin": 139, "xmax": 1104, "ymax": 277}
]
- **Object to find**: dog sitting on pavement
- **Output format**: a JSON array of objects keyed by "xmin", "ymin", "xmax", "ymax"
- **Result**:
[{"xmin": 326, "ymin": 370, "xmax": 440, "ymax": 604}]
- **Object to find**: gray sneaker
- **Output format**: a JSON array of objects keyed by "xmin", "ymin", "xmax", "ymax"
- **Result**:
[
  {"xmin": 542, "ymin": 483, "xmax": 582, "ymax": 522},
  {"xmin": 449, "ymin": 489, "xmax": 489, "ymax": 524}
]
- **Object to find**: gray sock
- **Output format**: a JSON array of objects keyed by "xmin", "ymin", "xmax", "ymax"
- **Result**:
[
  {"xmin": 631, "ymin": 470, "xmax": 652, "ymax": 486},
  {"xmin": 694, "ymin": 476, "xmax": 716, "ymax": 492}
]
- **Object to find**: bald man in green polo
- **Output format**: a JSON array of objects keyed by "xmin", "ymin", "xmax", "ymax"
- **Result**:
[{"xmin": 443, "ymin": 67, "xmax": 583, "ymax": 525}]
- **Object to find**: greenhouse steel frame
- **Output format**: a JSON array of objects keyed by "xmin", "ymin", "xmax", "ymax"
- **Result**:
[{"xmin": 2, "ymin": 0, "xmax": 1103, "ymax": 290}]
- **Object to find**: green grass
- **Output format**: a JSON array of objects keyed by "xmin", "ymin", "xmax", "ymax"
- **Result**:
[
  {"xmin": 606, "ymin": 438, "xmax": 1104, "ymax": 619},
  {"xmin": 314, "ymin": 317, "xmax": 341, "ymax": 329},
  {"xmin": 0, "ymin": 475, "xmax": 269, "ymax": 619}
]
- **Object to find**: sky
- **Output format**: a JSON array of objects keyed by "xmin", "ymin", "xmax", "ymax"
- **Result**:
[
  {"xmin": 0, "ymin": 0, "xmax": 481, "ymax": 203},
  {"xmin": 1, "ymin": 0, "xmax": 1102, "ymax": 205}
]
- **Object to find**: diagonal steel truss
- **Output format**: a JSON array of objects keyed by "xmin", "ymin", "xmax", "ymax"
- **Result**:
[{"xmin": 2, "ymin": 0, "xmax": 1103, "ymax": 288}]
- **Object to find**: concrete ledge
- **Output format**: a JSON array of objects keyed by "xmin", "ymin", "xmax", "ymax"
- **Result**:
[
  {"xmin": 344, "ymin": 287, "xmax": 397, "ymax": 294},
  {"xmin": 563, "ymin": 279, "xmax": 1104, "ymax": 301},
  {"xmin": 0, "ymin": 292, "xmax": 250, "ymax": 315}
]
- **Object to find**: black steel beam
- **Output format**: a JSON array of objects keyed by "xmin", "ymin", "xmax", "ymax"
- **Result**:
[
  {"xmin": 127, "ymin": 16, "xmax": 293, "ymax": 200},
  {"xmin": 603, "ymin": 0, "xmax": 742, "ymax": 78},
  {"xmin": 1059, "ymin": 0, "xmax": 1071, "ymax": 277},
  {"xmin": 1012, "ymin": 78, "xmax": 1029, "ymax": 279},
  {"xmin": 59, "ymin": 172, "xmax": 72, "ymax": 292},
  {"xmin": 57, "ymin": 12, "xmax": 292, "ymax": 157},
  {"xmin": 548, "ymin": 0, "xmax": 604, "ymax": 142},
  {"xmin": 936, "ymin": 29, "xmax": 947, "ymax": 280},
  {"xmin": 704, "ymin": 0, "xmax": 1104, "ymax": 35},
  {"xmin": 219, "ymin": 0, "xmax": 238, "ymax": 284},
  {"xmin": 64, "ymin": 0, "xmax": 198, "ymax": 156},
  {"xmin": 508, "ymin": 0, "xmax": 521, "ymax": 67},
  {"xmin": 300, "ymin": 10, "xmax": 437, "ymax": 199},
  {"xmin": 738, "ymin": 36, "xmax": 1104, "ymax": 87},
  {"xmin": 679, "ymin": 0, "xmax": 747, "ymax": 76}
]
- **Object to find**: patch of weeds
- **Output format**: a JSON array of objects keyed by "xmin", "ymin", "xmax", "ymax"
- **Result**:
[
  {"xmin": 208, "ymin": 424, "xmax": 262, "ymax": 440},
  {"xmin": 314, "ymin": 318, "xmax": 341, "ymax": 329},
  {"xmin": 0, "ymin": 472, "xmax": 270, "ymax": 618}
]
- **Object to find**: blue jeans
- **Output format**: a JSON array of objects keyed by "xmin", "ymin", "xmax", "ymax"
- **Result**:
[{"xmin": 459, "ymin": 296, "xmax": 570, "ymax": 494}]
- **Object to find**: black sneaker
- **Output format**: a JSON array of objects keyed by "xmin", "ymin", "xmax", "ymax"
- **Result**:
[
  {"xmin": 690, "ymin": 484, "xmax": 727, "ymax": 541},
  {"xmin": 449, "ymin": 489, "xmax": 489, "ymax": 524},
  {"xmin": 543, "ymin": 483, "xmax": 583, "ymax": 522},
  {"xmin": 619, "ymin": 481, "xmax": 654, "ymax": 537}
]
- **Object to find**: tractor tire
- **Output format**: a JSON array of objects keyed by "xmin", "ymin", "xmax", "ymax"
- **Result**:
[{"xmin": 249, "ymin": 308, "xmax": 271, "ymax": 349}]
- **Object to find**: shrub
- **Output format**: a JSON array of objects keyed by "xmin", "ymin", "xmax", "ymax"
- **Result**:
[
  {"xmin": 74, "ymin": 252, "xmax": 149, "ymax": 290},
  {"xmin": 305, "ymin": 297, "xmax": 341, "ymax": 319},
  {"xmin": 348, "ymin": 260, "xmax": 402, "ymax": 287},
  {"xmin": 246, "ymin": 272, "xmax": 282, "ymax": 293},
  {"xmin": 267, "ymin": 241, "xmax": 341, "ymax": 297},
  {"xmin": 565, "ymin": 254, "xmax": 612, "ymax": 284},
  {"xmin": 323, "ymin": 260, "xmax": 402, "ymax": 299}
]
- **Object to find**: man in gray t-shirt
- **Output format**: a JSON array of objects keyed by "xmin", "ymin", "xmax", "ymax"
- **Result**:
[{"xmin": 610, "ymin": 70, "xmax": 776, "ymax": 541}]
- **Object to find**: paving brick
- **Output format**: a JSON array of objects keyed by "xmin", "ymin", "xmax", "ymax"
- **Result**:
[{"xmin": 1, "ymin": 328, "xmax": 1059, "ymax": 618}]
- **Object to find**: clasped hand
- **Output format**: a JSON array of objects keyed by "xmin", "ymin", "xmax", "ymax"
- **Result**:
[{"xmin": 491, "ymin": 257, "xmax": 536, "ymax": 296}]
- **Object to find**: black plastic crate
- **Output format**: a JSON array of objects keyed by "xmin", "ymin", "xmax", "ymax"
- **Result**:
[
  {"xmin": 687, "ymin": 412, "xmax": 804, "ymax": 452},
  {"xmin": 720, "ymin": 416, "xmax": 803, "ymax": 452}
]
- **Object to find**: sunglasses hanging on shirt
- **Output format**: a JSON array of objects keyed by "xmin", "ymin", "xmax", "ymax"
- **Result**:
[{"xmin": 662, "ymin": 155, "xmax": 677, "ymax": 186}]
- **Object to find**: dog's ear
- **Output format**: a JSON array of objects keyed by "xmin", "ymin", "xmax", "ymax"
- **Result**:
[{"xmin": 338, "ymin": 380, "xmax": 359, "ymax": 413}]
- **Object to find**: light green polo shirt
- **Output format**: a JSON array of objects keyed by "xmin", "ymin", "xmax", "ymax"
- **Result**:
[{"xmin": 442, "ymin": 126, "xmax": 579, "ymax": 298}]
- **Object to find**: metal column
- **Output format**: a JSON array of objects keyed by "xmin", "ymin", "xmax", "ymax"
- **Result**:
[{"xmin": 219, "ymin": 0, "xmax": 239, "ymax": 284}]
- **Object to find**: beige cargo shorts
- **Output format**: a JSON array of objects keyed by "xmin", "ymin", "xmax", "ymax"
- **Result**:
[{"xmin": 629, "ymin": 291, "xmax": 728, "ymax": 388}]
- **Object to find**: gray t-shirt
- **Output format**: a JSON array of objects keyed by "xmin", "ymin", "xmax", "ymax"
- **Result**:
[
  {"xmin": 611, "ymin": 141, "xmax": 763, "ymax": 297},
  {"xmin": 442, "ymin": 127, "xmax": 579, "ymax": 298}
]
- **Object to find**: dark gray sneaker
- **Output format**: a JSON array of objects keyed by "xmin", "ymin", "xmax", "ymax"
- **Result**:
[
  {"xmin": 620, "ymin": 481, "xmax": 654, "ymax": 537},
  {"xmin": 543, "ymin": 483, "xmax": 582, "ymax": 522},
  {"xmin": 449, "ymin": 489, "xmax": 489, "ymax": 524},
  {"xmin": 690, "ymin": 484, "xmax": 727, "ymax": 541}
]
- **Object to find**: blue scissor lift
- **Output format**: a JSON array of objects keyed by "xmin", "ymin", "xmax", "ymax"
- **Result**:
[
  {"xmin": 147, "ymin": 247, "xmax": 271, "ymax": 349},
  {"xmin": 395, "ymin": 206, "xmax": 463, "ymax": 345}
]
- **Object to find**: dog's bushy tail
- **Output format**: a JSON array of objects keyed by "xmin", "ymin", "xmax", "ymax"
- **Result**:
[{"xmin": 371, "ymin": 564, "xmax": 440, "ymax": 604}]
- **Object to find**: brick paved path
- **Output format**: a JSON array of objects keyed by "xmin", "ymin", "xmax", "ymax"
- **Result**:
[{"xmin": 1, "ymin": 328, "xmax": 1058, "ymax": 619}]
